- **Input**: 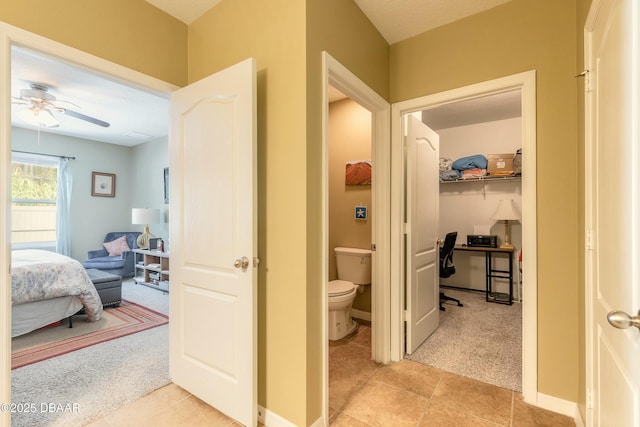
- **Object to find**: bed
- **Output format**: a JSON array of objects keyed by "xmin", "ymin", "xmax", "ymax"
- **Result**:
[{"xmin": 11, "ymin": 249, "xmax": 103, "ymax": 338}]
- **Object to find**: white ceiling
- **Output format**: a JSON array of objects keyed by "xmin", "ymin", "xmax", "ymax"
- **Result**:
[
  {"xmin": 11, "ymin": 46, "xmax": 169, "ymax": 147},
  {"xmin": 422, "ymin": 90, "xmax": 521, "ymax": 130},
  {"xmin": 11, "ymin": 0, "xmax": 516, "ymax": 146},
  {"xmin": 355, "ymin": 0, "xmax": 512, "ymax": 44},
  {"xmin": 144, "ymin": 0, "xmax": 513, "ymax": 44}
]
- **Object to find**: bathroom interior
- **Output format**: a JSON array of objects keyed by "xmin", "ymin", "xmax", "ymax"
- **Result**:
[
  {"xmin": 327, "ymin": 87, "xmax": 523, "ymax": 410},
  {"xmin": 328, "ymin": 93, "xmax": 373, "ymax": 339}
]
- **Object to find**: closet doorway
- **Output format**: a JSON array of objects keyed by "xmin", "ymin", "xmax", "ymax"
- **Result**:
[
  {"xmin": 408, "ymin": 90, "xmax": 523, "ymax": 392},
  {"xmin": 391, "ymin": 70, "xmax": 538, "ymax": 402}
]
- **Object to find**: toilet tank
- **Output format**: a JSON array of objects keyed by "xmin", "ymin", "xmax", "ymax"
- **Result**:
[{"xmin": 334, "ymin": 247, "xmax": 372, "ymax": 285}]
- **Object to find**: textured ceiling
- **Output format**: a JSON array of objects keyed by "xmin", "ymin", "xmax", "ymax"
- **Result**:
[
  {"xmin": 145, "ymin": 0, "xmax": 222, "ymax": 24},
  {"xmin": 354, "ymin": 0, "xmax": 513, "ymax": 44},
  {"xmin": 11, "ymin": 1, "xmax": 517, "ymax": 146},
  {"xmin": 145, "ymin": 0, "xmax": 513, "ymax": 43}
]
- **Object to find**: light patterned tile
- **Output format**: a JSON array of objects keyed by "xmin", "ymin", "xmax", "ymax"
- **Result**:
[
  {"xmin": 329, "ymin": 340, "xmax": 381, "ymax": 410},
  {"xmin": 342, "ymin": 380, "xmax": 428, "ymax": 427},
  {"xmin": 431, "ymin": 372, "xmax": 513, "ymax": 426},
  {"xmin": 103, "ymin": 383, "xmax": 191, "ymax": 426},
  {"xmin": 373, "ymin": 359, "xmax": 444, "ymax": 398},
  {"xmin": 350, "ymin": 324, "xmax": 372, "ymax": 348},
  {"xmin": 419, "ymin": 400, "xmax": 503, "ymax": 426},
  {"xmin": 512, "ymin": 394, "xmax": 574, "ymax": 427},
  {"xmin": 330, "ymin": 411, "xmax": 373, "ymax": 426},
  {"xmin": 147, "ymin": 394, "xmax": 235, "ymax": 426}
]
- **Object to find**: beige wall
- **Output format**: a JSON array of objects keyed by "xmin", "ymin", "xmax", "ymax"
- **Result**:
[
  {"xmin": 391, "ymin": 0, "xmax": 580, "ymax": 401},
  {"xmin": 0, "ymin": 0, "xmax": 187, "ymax": 87},
  {"xmin": 2, "ymin": 0, "xmax": 595, "ymax": 423},
  {"xmin": 305, "ymin": 1, "xmax": 388, "ymax": 422},
  {"xmin": 329, "ymin": 99, "xmax": 372, "ymax": 312}
]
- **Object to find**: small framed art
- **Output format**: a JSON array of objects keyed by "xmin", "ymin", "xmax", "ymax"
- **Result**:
[{"xmin": 91, "ymin": 172, "xmax": 116, "ymax": 197}]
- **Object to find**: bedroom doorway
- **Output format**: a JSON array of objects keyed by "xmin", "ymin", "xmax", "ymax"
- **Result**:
[{"xmin": 1, "ymin": 23, "xmax": 176, "ymax": 425}]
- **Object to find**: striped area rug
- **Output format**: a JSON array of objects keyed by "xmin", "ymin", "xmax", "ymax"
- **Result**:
[{"xmin": 11, "ymin": 300, "xmax": 168, "ymax": 369}]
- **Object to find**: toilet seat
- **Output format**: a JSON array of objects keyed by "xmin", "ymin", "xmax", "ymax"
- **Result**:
[{"xmin": 328, "ymin": 280, "xmax": 355, "ymax": 297}]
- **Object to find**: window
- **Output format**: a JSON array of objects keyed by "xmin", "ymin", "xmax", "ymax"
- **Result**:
[{"xmin": 11, "ymin": 152, "xmax": 58, "ymax": 246}]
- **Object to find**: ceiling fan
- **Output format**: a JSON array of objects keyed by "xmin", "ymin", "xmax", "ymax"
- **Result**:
[{"xmin": 12, "ymin": 83, "xmax": 110, "ymax": 128}]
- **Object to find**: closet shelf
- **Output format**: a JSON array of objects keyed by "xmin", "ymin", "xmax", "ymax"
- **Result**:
[{"xmin": 440, "ymin": 175, "xmax": 521, "ymax": 184}]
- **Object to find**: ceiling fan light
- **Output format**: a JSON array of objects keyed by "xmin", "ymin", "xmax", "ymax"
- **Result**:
[{"xmin": 16, "ymin": 107, "xmax": 59, "ymax": 128}]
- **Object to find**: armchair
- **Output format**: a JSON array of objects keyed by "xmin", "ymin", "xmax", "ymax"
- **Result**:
[{"xmin": 83, "ymin": 232, "xmax": 141, "ymax": 277}]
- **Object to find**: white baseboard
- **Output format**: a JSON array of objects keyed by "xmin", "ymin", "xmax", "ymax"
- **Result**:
[
  {"xmin": 536, "ymin": 392, "xmax": 578, "ymax": 419},
  {"xmin": 258, "ymin": 405, "xmax": 299, "ymax": 427},
  {"xmin": 351, "ymin": 309, "xmax": 371, "ymax": 322}
]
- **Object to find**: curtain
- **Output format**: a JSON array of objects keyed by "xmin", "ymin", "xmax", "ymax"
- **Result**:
[{"xmin": 56, "ymin": 158, "xmax": 72, "ymax": 255}]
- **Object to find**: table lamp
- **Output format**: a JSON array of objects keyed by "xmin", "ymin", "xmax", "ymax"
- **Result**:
[
  {"xmin": 132, "ymin": 208, "xmax": 161, "ymax": 249},
  {"xmin": 491, "ymin": 199, "xmax": 520, "ymax": 249}
]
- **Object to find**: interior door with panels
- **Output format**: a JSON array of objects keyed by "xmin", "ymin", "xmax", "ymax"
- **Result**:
[{"xmin": 169, "ymin": 58, "xmax": 258, "ymax": 427}]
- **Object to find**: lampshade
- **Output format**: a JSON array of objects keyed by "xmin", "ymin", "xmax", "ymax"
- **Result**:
[
  {"xmin": 132, "ymin": 208, "xmax": 161, "ymax": 225},
  {"xmin": 16, "ymin": 107, "xmax": 59, "ymax": 128},
  {"xmin": 491, "ymin": 199, "xmax": 520, "ymax": 221}
]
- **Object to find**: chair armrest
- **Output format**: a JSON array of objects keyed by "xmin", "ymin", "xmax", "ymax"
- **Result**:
[
  {"xmin": 122, "ymin": 250, "xmax": 135, "ymax": 276},
  {"xmin": 87, "ymin": 248, "xmax": 108, "ymax": 259}
]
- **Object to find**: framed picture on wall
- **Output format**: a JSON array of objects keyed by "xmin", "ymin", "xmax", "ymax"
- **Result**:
[
  {"xmin": 164, "ymin": 167, "xmax": 169, "ymax": 204},
  {"xmin": 91, "ymin": 172, "xmax": 115, "ymax": 197}
]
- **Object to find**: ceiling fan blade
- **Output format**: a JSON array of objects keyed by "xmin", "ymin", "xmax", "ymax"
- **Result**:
[
  {"xmin": 61, "ymin": 109, "xmax": 110, "ymax": 128},
  {"xmin": 11, "ymin": 96, "xmax": 30, "ymax": 105}
]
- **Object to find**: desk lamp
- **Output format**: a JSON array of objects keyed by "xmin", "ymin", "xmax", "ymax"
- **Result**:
[
  {"xmin": 491, "ymin": 199, "xmax": 520, "ymax": 249},
  {"xmin": 132, "ymin": 208, "xmax": 161, "ymax": 249}
]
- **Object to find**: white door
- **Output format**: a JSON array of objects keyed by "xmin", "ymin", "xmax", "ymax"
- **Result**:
[
  {"xmin": 169, "ymin": 58, "xmax": 257, "ymax": 426},
  {"xmin": 586, "ymin": 0, "xmax": 640, "ymax": 425},
  {"xmin": 405, "ymin": 115, "xmax": 440, "ymax": 354}
]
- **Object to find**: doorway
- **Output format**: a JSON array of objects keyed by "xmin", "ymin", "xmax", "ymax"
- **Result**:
[
  {"xmin": 407, "ymin": 90, "xmax": 524, "ymax": 392},
  {"xmin": 322, "ymin": 52, "xmax": 391, "ymax": 424},
  {"xmin": 391, "ymin": 70, "xmax": 538, "ymax": 402},
  {"xmin": 0, "ymin": 23, "xmax": 176, "ymax": 425}
]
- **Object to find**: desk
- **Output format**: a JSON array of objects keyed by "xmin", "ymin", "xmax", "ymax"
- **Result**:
[{"xmin": 454, "ymin": 245, "xmax": 514, "ymax": 305}]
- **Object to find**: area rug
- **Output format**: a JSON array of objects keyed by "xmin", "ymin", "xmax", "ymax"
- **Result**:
[{"xmin": 11, "ymin": 299, "xmax": 168, "ymax": 369}]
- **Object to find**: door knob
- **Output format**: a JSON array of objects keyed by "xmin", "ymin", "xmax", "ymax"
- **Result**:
[
  {"xmin": 234, "ymin": 256, "xmax": 249, "ymax": 270},
  {"xmin": 607, "ymin": 310, "xmax": 640, "ymax": 330}
]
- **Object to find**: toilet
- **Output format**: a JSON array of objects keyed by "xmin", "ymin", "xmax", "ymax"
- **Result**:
[{"xmin": 328, "ymin": 247, "xmax": 372, "ymax": 341}]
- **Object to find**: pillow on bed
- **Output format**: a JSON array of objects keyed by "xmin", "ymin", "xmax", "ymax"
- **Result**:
[{"xmin": 103, "ymin": 235, "xmax": 131, "ymax": 256}]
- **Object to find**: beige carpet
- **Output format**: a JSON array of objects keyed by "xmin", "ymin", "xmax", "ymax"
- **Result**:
[
  {"xmin": 12, "ymin": 300, "xmax": 168, "ymax": 369},
  {"xmin": 407, "ymin": 288, "xmax": 522, "ymax": 392}
]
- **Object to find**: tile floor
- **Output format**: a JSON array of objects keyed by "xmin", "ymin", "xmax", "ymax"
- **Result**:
[{"xmin": 86, "ymin": 323, "xmax": 575, "ymax": 427}]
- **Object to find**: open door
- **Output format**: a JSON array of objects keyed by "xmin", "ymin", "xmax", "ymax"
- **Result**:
[
  {"xmin": 169, "ymin": 58, "xmax": 257, "ymax": 426},
  {"xmin": 586, "ymin": 0, "xmax": 640, "ymax": 425},
  {"xmin": 405, "ymin": 115, "xmax": 440, "ymax": 354}
]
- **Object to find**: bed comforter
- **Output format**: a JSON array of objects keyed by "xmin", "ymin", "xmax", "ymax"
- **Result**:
[{"xmin": 11, "ymin": 250, "xmax": 103, "ymax": 321}]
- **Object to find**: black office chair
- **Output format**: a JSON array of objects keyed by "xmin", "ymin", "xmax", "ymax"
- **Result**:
[{"xmin": 439, "ymin": 232, "xmax": 464, "ymax": 311}]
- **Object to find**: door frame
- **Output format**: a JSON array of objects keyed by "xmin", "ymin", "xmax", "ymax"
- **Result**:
[
  {"xmin": 0, "ymin": 22, "xmax": 177, "ymax": 426},
  {"xmin": 583, "ymin": 6, "xmax": 596, "ymax": 424},
  {"xmin": 390, "ymin": 70, "xmax": 538, "ymax": 403},
  {"xmin": 321, "ymin": 52, "xmax": 391, "ymax": 423},
  {"xmin": 584, "ymin": 0, "xmax": 640, "ymax": 425}
]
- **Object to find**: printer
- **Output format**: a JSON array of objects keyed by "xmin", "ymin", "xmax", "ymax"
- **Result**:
[{"xmin": 466, "ymin": 235, "xmax": 497, "ymax": 248}]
